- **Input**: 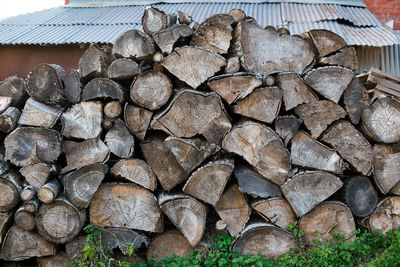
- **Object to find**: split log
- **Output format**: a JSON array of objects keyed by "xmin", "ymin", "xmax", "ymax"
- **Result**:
[
  {"xmin": 0, "ymin": 96, "xmax": 12, "ymax": 114},
  {"xmin": 304, "ymin": 66, "xmax": 354, "ymax": 103},
  {"xmin": 124, "ymin": 103, "xmax": 152, "ymax": 140},
  {"xmin": 160, "ymin": 46, "xmax": 226, "ymax": 89},
  {"xmin": 232, "ymin": 87, "xmax": 282, "ymax": 123},
  {"xmin": 0, "ymin": 75, "xmax": 27, "ymax": 107},
  {"xmin": 299, "ymin": 201, "xmax": 356, "ymax": 245},
  {"xmin": 64, "ymin": 69, "xmax": 81, "ymax": 104},
  {"xmin": 229, "ymin": 8, "xmax": 246, "ymax": 22},
  {"xmin": 89, "ymin": 183, "xmax": 163, "ymax": 232},
  {"xmin": 82, "ymin": 78, "xmax": 126, "ymax": 102},
  {"xmin": 320, "ymin": 46, "xmax": 357, "ymax": 70},
  {"xmin": 369, "ymin": 196, "xmax": 400, "ymax": 234},
  {"xmin": 339, "ymin": 176, "xmax": 378, "ymax": 217},
  {"xmin": 215, "ymin": 184, "xmax": 250, "ymax": 236},
  {"xmin": 151, "ymin": 90, "xmax": 231, "ymax": 144},
  {"xmin": 110, "ymin": 159, "xmax": 157, "ymax": 191},
  {"xmin": 343, "ymin": 76, "xmax": 368, "ymax": 124},
  {"xmin": 321, "ymin": 120, "xmax": 373, "ymax": 175},
  {"xmin": 102, "ymin": 118, "xmax": 113, "ymax": 130},
  {"xmin": 191, "ymin": 14, "xmax": 234, "ymax": 54},
  {"xmin": 20, "ymin": 186, "xmax": 36, "ymax": 202},
  {"xmin": 222, "ymin": 120, "xmax": 290, "ymax": 185},
  {"xmin": 234, "ymin": 164, "xmax": 282, "ymax": 198},
  {"xmin": 61, "ymin": 101, "xmax": 102, "ymax": 139},
  {"xmin": 159, "ymin": 193, "xmax": 206, "ymax": 246},
  {"xmin": 130, "ymin": 71, "xmax": 172, "ymax": 110},
  {"xmin": 62, "ymin": 138, "xmax": 109, "ymax": 173},
  {"xmin": 230, "ymin": 223, "xmax": 298, "ymax": 258},
  {"xmin": 164, "ymin": 136, "xmax": 220, "ymax": 173},
  {"xmin": 104, "ymin": 119, "xmax": 134, "ymax": 158},
  {"xmin": 141, "ymin": 134, "xmax": 187, "ymax": 191},
  {"xmin": 18, "ymin": 98, "xmax": 63, "ymax": 128},
  {"xmin": 178, "ymin": 11, "xmax": 195, "ymax": 25},
  {"xmin": 146, "ymin": 231, "xmax": 192, "ymax": 262},
  {"xmin": 101, "ymin": 228, "xmax": 149, "ymax": 252},
  {"xmin": 373, "ymin": 144, "xmax": 400, "ymax": 194},
  {"xmin": 291, "ymin": 131, "xmax": 344, "ymax": 174},
  {"xmin": 0, "ymin": 226, "xmax": 55, "ymax": 261},
  {"xmin": 142, "ymin": 7, "xmax": 169, "ymax": 35},
  {"xmin": 225, "ymin": 56, "xmax": 240, "ymax": 73},
  {"xmin": 308, "ymin": 29, "xmax": 347, "ymax": 57},
  {"xmin": 0, "ymin": 107, "xmax": 20, "ymax": 133},
  {"xmin": 252, "ymin": 198, "xmax": 295, "ymax": 229},
  {"xmin": 37, "ymin": 252, "xmax": 69, "ymax": 267},
  {"xmin": 108, "ymin": 59, "xmax": 141, "ymax": 80},
  {"xmin": 274, "ymin": 115, "xmax": 302, "ymax": 146},
  {"xmin": 152, "ymin": 24, "xmax": 193, "ymax": 54},
  {"xmin": 112, "ymin": 29, "xmax": 155, "ymax": 60},
  {"xmin": 281, "ymin": 171, "xmax": 343, "ymax": 217},
  {"xmin": 36, "ymin": 196, "xmax": 87, "ymax": 243},
  {"xmin": 104, "ymin": 101, "xmax": 122, "ymax": 120},
  {"xmin": 38, "ymin": 179, "xmax": 61, "ymax": 204},
  {"xmin": 24, "ymin": 199, "xmax": 39, "ymax": 213},
  {"xmin": 19, "ymin": 163, "xmax": 52, "ymax": 189},
  {"xmin": 26, "ymin": 64, "xmax": 67, "ymax": 105},
  {"xmin": 0, "ymin": 212, "xmax": 12, "ymax": 244},
  {"xmin": 183, "ymin": 159, "xmax": 234, "ymax": 206},
  {"xmin": 62, "ymin": 163, "xmax": 108, "ymax": 208},
  {"xmin": 78, "ymin": 44, "xmax": 110, "ymax": 82},
  {"xmin": 276, "ymin": 72, "xmax": 317, "ymax": 111},
  {"xmin": 14, "ymin": 206, "xmax": 35, "ymax": 231},
  {"xmin": 361, "ymin": 96, "xmax": 400, "ymax": 143},
  {"xmin": 0, "ymin": 171, "xmax": 22, "ymax": 212},
  {"xmin": 233, "ymin": 20, "xmax": 314, "ymax": 74},
  {"xmin": 0, "ymin": 154, "xmax": 8, "ymax": 176}
]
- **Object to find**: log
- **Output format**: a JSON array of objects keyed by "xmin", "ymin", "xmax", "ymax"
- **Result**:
[
  {"xmin": 159, "ymin": 193, "xmax": 206, "ymax": 246},
  {"xmin": 38, "ymin": 179, "xmax": 61, "ymax": 204},
  {"xmin": 102, "ymin": 118, "xmax": 113, "ymax": 130},
  {"xmin": 252, "ymin": 198, "xmax": 295, "ymax": 229},
  {"xmin": 191, "ymin": 14, "xmax": 234, "ymax": 54},
  {"xmin": 89, "ymin": 183, "xmax": 163, "ymax": 232},
  {"xmin": 276, "ymin": 72, "xmax": 318, "ymax": 111},
  {"xmin": 0, "ymin": 226, "xmax": 55, "ymax": 261},
  {"xmin": 263, "ymin": 75, "xmax": 276, "ymax": 86},
  {"xmin": 82, "ymin": 78, "xmax": 126, "ymax": 102},
  {"xmin": 0, "ymin": 153, "xmax": 8, "ymax": 176},
  {"xmin": 151, "ymin": 90, "xmax": 231, "ymax": 144},
  {"xmin": 153, "ymin": 52, "xmax": 164, "ymax": 63},
  {"xmin": 20, "ymin": 186, "xmax": 36, "ymax": 202},
  {"xmin": 369, "ymin": 196, "xmax": 400, "ymax": 234},
  {"xmin": 183, "ymin": 159, "xmax": 234, "ymax": 206},
  {"xmin": 124, "ymin": 103, "xmax": 152, "ymax": 140},
  {"xmin": 232, "ymin": 87, "xmax": 282, "ymax": 123},
  {"xmin": 61, "ymin": 101, "xmax": 103, "ymax": 139},
  {"xmin": 230, "ymin": 223, "xmax": 298, "ymax": 258},
  {"xmin": 26, "ymin": 64, "xmax": 67, "ymax": 105},
  {"xmin": 104, "ymin": 119, "xmax": 134, "ymax": 158},
  {"xmin": 233, "ymin": 20, "xmax": 315, "ymax": 74},
  {"xmin": 215, "ymin": 220, "xmax": 229, "ymax": 236},
  {"xmin": 108, "ymin": 59, "xmax": 141, "ymax": 80},
  {"xmin": 0, "ymin": 107, "xmax": 20, "ymax": 133},
  {"xmin": 160, "ymin": 46, "xmax": 226, "ymax": 89},
  {"xmin": 274, "ymin": 115, "xmax": 302, "ymax": 146},
  {"xmin": 0, "ymin": 75, "xmax": 27, "ymax": 107},
  {"xmin": 103, "ymin": 101, "xmax": 122, "ymax": 120},
  {"xmin": 78, "ymin": 44, "xmax": 110, "ymax": 83},
  {"xmin": 66, "ymin": 235, "xmax": 86, "ymax": 259},
  {"xmin": 164, "ymin": 136, "xmax": 220, "ymax": 174},
  {"xmin": 299, "ymin": 201, "xmax": 356, "ymax": 245},
  {"xmin": 343, "ymin": 76, "xmax": 368, "ymax": 124},
  {"xmin": 222, "ymin": 120, "xmax": 290, "ymax": 185},
  {"xmin": 152, "ymin": 24, "xmax": 193, "ymax": 54},
  {"xmin": 281, "ymin": 171, "xmax": 343, "ymax": 217},
  {"xmin": 339, "ymin": 176, "xmax": 378, "ymax": 217},
  {"xmin": 0, "ymin": 96, "xmax": 12, "ymax": 114},
  {"xmin": 225, "ymin": 56, "xmax": 240, "ymax": 73},
  {"xmin": 130, "ymin": 71, "xmax": 173, "ymax": 110},
  {"xmin": 112, "ymin": 29, "xmax": 155, "ymax": 60},
  {"xmin": 64, "ymin": 69, "xmax": 81, "ymax": 104},
  {"xmin": 110, "ymin": 159, "xmax": 157, "ymax": 191},
  {"xmin": 14, "ymin": 206, "xmax": 36, "ymax": 231},
  {"xmin": 215, "ymin": 184, "xmax": 250, "ymax": 236},
  {"xmin": 101, "ymin": 228, "xmax": 149, "ymax": 252},
  {"xmin": 37, "ymin": 252, "xmax": 69, "ymax": 267},
  {"xmin": 146, "ymin": 231, "xmax": 192, "ymax": 262},
  {"xmin": 373, "ymin": 144, "xmax": 400, "ymax": 194},
  {"xmin": 291, "ymin": 131, "xmax": 344, "ymax": 174},
  {"xmin": 62, "ymin": 138, "xmax": 109, "ymax": 173},
  {"xmin": 304, "ymin": 66, "xmax": 354, "ymax": 103},
  {"xmin": 0, "ymin": 212, "xmax": 12, "ymax": 245},
  {"xmin": 19, "ymin": 163, "xmax": 52, "ymax": 189},
  {"xmin": 36, "ymin": 196, "xmax": 87, "ymax": 243},
  {"xmin": 0, "ymin": 171, "xmax": 22, "ymax": 212},
  {"xmin": 24, "ymin": 199, "xmax": 39, "ymax": 213},
  {"xmin": 178, "ymin": 11, "xmax": 195, "ymax": 25},
  {"xmin": 229, "ymin": 8, "xmax": 246, "ymax": 22},
  {"xmin": 234, "ymin": 164, "xmax": 282, "ymax": 198},
  {"xmin": 62, "ymin": 163, "xmax": 108, "ymax": 208},
  {"xmin": 308, "ymin": 29, "xmax": 347, "ymax": 57},
  {"xmin": 18, "ymin": 98, "xmax": 63, "ymax": 128},
  {"xmin": 142, "ymin": 7, "xmax": 169, "ymax": 35},
  {"xmin": 320, "ymin": 46, "xmax": 357, "ymax": 70},
  {"xmin": 361, "ymin": 96, "xmax": 400, "ymax": 143}
]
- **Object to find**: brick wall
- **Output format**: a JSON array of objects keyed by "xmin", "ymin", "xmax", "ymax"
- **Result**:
[{"xmin": 364, "ymin": 0, "xmax": 400, "ymax": 30}]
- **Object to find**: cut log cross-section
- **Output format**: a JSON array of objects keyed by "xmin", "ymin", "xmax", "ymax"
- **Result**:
[
  {"xmin": 14, "ymin": 206, "xmax": 36, "ymax": 231},
  {"xmin": 82, "ymin": 78, "xmax": 126, "ymax": 102},
  {"xmin": 373, "ymin": 144, "xmax": 400, "ymax": 194},
  {"xmin": 0, "ymin": 107, "xmax": 20, "ymax": 133},
  {"xmin": 64, "ymin": 69, "xmax": 81, "ymax": 104},
  {"xmin": 0, "ymin": 75, "xmax": 27, "ymax": 107},
  {"xmin": 308, "ymin": 29, "xmax": 347, "ymax": 57},
  {"xmin": 146, "ymin": 232, "xmax": 193, "ymax": 262},
  {"xmin": 142, "ymin": 7, "xmax": 170, "ymax": 35},
  {"xmin": 252, "ymin": 198, "xmax": 295, "ymax": 229},
  {"xmin": 320, "ymin": 46, "xmax": 357, "ymax": 70},
  {"xmin": 124, "ymin": 103, "xmax": 152, "ymax": 140},
  {"xmin": 18, "ymin": 98, "xmax": 63, "ymax": 128},
  {"xmin": 38, "ymin": 179, "xmax": 61, "ymax": 204},
  {"xmin": 104, "ymin": 119, "xmax": 135, "ymax": 158},
  {"xmin": 152, "ymin": 24, "xmax": 193, "ymax": 54},
  {"xmin": 20, "ymin": 163, "xmax": 52, "ymax": 189},
  {"xmin": 78, "ymin": 44, "xmax": 110, "ymax": 82},
  {"xmin": 111, "ymin": 159, "xmax": 157, "ymax": 191},
  {"xmin": 112, "ymin": 29, "xmax": 155, "ymax": 60},
  {"xmin": 274, "ymin": 115, "xmax": 302, "ymax": 146},
  {"xmin": 369, "ymin": 196, "xmax": 400, "ymax": 234},
  {"xmin": 0, "ymin": 171, "xmax": 22, "ymax": 211},
  {"xmin": 343, "ymin": 76, "xmax": 368, "ymax": 125},
  {"xmin": 108, "ymin": 59, "xmax": 141, "ymax": 80}
]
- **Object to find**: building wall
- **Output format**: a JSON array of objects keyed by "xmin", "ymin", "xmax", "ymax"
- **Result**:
[
  {"xmin": 364, "ymin": 0, "xmax": 400, "ymax": 30},
  {"xmin": 356, "ymin": 44, "xmax": 400, "ymax": 76},
  {"xmin": 0, "ymin": 45, "xmax": 86, "ymax": 80}
]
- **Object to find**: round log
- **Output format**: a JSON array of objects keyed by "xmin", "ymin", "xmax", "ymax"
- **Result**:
[
  {"xmin": 0, "ymin": 171, "xmax": 22, "ymax": 211},
  {"xmin": 14, "ymin": 206, "xmax": 36, "ymax": 231},
  {"xmin": 252, "ymin": 198, "xmax": 295, "ymax": 229},
  {"xmin": 369, "ymin": 196, "xmax": 400, "ymax": 234},
  {"xmin": 38, "ymin": 179, "xmax": 61, "ymax": 204},
  {"xmin": 112, "ymin": 29, "xmax": 155, "ymax": 60},
  {"xmin": 20, "ymin": 185, "xmax": 36, "ymax": 201},
  {"xmin": 104, "ymin": 101, "xmax": 122, "ymax": 120},
  {"xmin": 146, "ymin": 231, "xmax": 193, "ymax": 262},
  {"xmin": 229, "ymin": 8, "xmax": 246, "ymax": 22},
  {"xmin": 24, "ymin": 198, "xmax": 40, "ymax": 213}
]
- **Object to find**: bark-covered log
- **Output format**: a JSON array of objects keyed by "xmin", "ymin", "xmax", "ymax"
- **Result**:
[
  {"xmin": 0, "ymin": 107, "xmax": 20, "ymax": 133},
  {"xmin": 215, "ymin": 184, "xmax": 250, "ymax": 236},
  {"xmin": 373, "ymin": 144, "xmax": 400, "ymax": 194},
  {"xmin": 252, "ymin": 198, "xmax": 295, "ymax": 229},
  {"xmin": 281, "ymin": 171, "xmax": 343, "ymax": 217},
  {"xmin": 124, "ymin": 103, "xmax": 152, "ymax": 140},
  {"xmin": 320, "ymin": 46, "xmax": 357, "ymax": 70},
  {"xmin": 37, "ymin": 252, "xmax": 69, "ymax": 267},
  {"xmin": 24, "ymin": 199, "xmax": 39, "ymax": 213},
  {"xmin": 64, "ymin": 69, "xmax": 81, "ymax": 104},
  {"xmin": 19, "ymin": 163, "xmax": 52, "ymax": 190},
  {"xmin": 112, "ymin": 29, "xmax": 155, "ymax": 60},
  {"xmin": 146, "ymin": 231, "xmax": 193, "ymax": 261},
  {"xmin": 225, "ymin": 56, "xmax": 240, "ymax": 73},
  {"xmin": 108, "ymin": 59, "xmax": 141, "ymax": 81},
  {"xmin": 105, "ymin": 119, "xmax": 134, "ymax": 158},
  {"xmin": 82, "ymin": 78, "xmax": 126, "ymax": 102},
  {"xmin": 151, "ymin": 90, "xmax": 231, "ymax": 144},
  {"xmin": 78, "ymin": 44, "xmax": 110, "ymax": 83},
  {"xmin": 233, "ymin": 20, "xmax": 315, "ymax": 74},
  {"xmin": 343, "ymin": 76, "xmax": 368, "ymax": 124},
  {"xmin": 62, "ymin": 163, "xmax": 108, "ymax": 209},
  {"xmin": 110, "ymin": 159, "xmax": 157, "ymax": 191},
  {"xmin": 0, "ymin": 75, "xmax": 27, "ymax": 107},
  {"xmin": 183, "ymin": 159, "xmax": 233, "ymax": 206},
  {"xmin": 274, "ymin": 115, "xmax": 302, "ymax": 146},
  {"xmin": 0, "ymin": 212, "xmax": 12, "ymax": 245},
  {"xmin": 299, "ymin": 201, "xmax": 356, "ymax": 245},
  {"xmin": 90, "ymin": 183, "xmax": 163, "ymax": 232},
  {"xmin": 0, "ymin": 171, "xmax": 22, "ymax": 212},
  {"xmin": 308, "ymin": 29, "xmax": 347, "ymax": 57},
  {"xmin": 18, "ymin": 98, "xmax": 63, "ymax": 128},
  {"xmin": 369, "ymin": 196, "xmax": 400, "ymax": 234},
  {"xmin": 130, "ymin": 71, "xmax": 172, "ymax": 110},
  {"xmin": 101, "ymin": 228, "xmax": 149, "ymax": 252},
  {"xmin": 0, "ymin": 96, "xmax": 12, "ymax": 114},
  {"xmin": 159, "ymin": 193, "xmax": 206, "ymax": 246},
  {"xmin": 142, "ymin": 7, "xmax": 169, "ymax": 35},
  {"xmin": 222, "ymin": 120, "xmax": 290, "ymax": 185},
  {"xmin": 160, "ymin": 46, "xmax": 226, "ymax": 89},
  {"xmin": 20, "ymin": 185, "xmax": 36, "ymax": 202},
  {"xmin": 14, "ymin": 206, "xmax": 35, "ymax": 231},
  {"xmin": 152, "ymin": 24, "xmax": 193, "ymax": 54},
  {"xmin": 38, "ymin": 179, "xmax": 61, "ymax": 204}
]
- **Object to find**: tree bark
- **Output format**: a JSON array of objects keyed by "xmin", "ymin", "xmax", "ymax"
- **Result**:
[
  {"xmin": 124, "ymin": 103, "xmax": 152, "ymax": 140},
  {"xmin": 82, "ymin": 78, "xmax": 126, "ymax": 102},
  {"xmin": 369, "ymin": 196, "xmax": 400, "ymax": 234},
  {"xmin": 19, "ymin": 163, "xmax": 52, "ymax": 190},
  {"xmin": 38, "ymin": 179, "xmax": 61, "ymax": 204},
  {"xmin": 146, "ymin": 231, "xmax": 193, "ymax": 262},
  {"xmin": 274, "ymin": 115, "xmax": 302, "ymax": 146},
  {"xmin": 78, "ymin": 44, "xmax": 110, "ymax": 83},
  {"xmin": 18, "ymin": 98, "xmax": 63, "ymax": 128},
  {"xmin": 104, "ymin": 119, "xmax": 134, "ymax": 158},
  {"xmin": 14, "ymin": 206, "xmax": 36, "ymax": 231},
  {"xmin": 108, "ymin": 59, "xmax": 141, "ymax": 81},
  {"xmin": 252, "ymin": 198, "xmax": 295, "ymax": 229},
  {"xmin": 373, "ymin": 144, "xmax": 400, "ymax": 194},
  {"xmin": 112, "ymin": 29, "xmax": 155, "ymax": 60},
  {"xmin": 0, "ymin": 107, "xmax": 20, "ymax": 133}
]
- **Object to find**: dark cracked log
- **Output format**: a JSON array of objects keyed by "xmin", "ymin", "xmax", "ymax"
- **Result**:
[
  {"xmin": 281, "ymin": 171, "xmax": 343, "ymax": 217},
  {"xmin": 0, "ymin": 107, "xmax": 20, "ymax": 133},
  {"xmin": 146, "ymin": 231, "xmax": 192, "ymax": 262},
  {"xmin": 274, "ymin": 115, "xmax": 302, "ymax": 146},
  {"xmin": 82, "ymin": 78, "xmax": 126, "ymax": 102},
  {"xmin": 222, "ymin": 120, "xmax": 290, "ymax": 185},
  {"xmin": 112, "ymin": 29, "xmax": 155, "ymax": 60},
  {"xmin": 343, "ymin": 76, "xmax": 368, "ymax": 124},
  {"xmin": 124, "ymin": 103, "xmax": 152, "ymax": 140},
  {"xmin": 78, "ymin": 44, "xmax": 110, "ymax": 83},
  {"xmin": 14, "ymin": 206, "xmax": 36, "ymax": 231},
  {"xmin": 308, "ymin": 29, "xmax": 347, "ymax": 57},
  {"xmin": 0, "ymin": 75, "xmax": 27, "ymax": 107},
  {"xmin": 369, "ymin": 196, "xmax": 400, "ymax": 234},
  {"xmin": 64, "ymin": 69, "xmax": 81, "ymax": 104},
  {"xmin": 38, "ymin": 179, "xmax": 61, "ymax": 204},
  {"xmin": 152, "ymin": 24, "xmax": 193, "ymax": 54},
  {"xmin": 18, "ymin": 98, "xmax": 63, "ymax": 128},
  {"xmin": 108, "ymin": 59, "xmax": 141, "ymax": 81},
  {"xmin": 111, "ymin": 159, "xmax": 157, "ymax": 191},
  {"xmin": 320, "ymin": 46, "xmax": 357, "ymax": 71},
  {"xmin": 0, "ymin": 171, "xmax": 22, "ymax": 211},
  {"xmin": 101, "ymin": 228, "xmax": 149, "ymax": 252},
  {"xmin": 19, "ymin": 163, "xmax": 52, "ymax": 190},
  {"xmin": 105, "ymin": 119, "xmax": 134, "ymax": 158},
  {"xmin": 252, "ymin": 198, "xmax": 295, "ymax": 229},
  {"xmin": 373, "ymin": 144, "xmax": 400, "ymax": 194}
]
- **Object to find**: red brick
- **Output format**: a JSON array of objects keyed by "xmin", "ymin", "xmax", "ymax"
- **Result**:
[
  {"xmin": 364, "ymin": 0, "xmax": 375, "ymax": 5},
  {"xmin": 389, "ymin": 11, "xmax": 400, "ymax": 16},
  {"xmin": 394, "ymin": 22, "xmax": 400, "ymax": 30},
  {"xmin": 368, "ymin": 5, "xmax": 383, "ymax": 11},
  {"xmin": 375, "ymin": 1, "xmax": 390, "ymax": 5}
]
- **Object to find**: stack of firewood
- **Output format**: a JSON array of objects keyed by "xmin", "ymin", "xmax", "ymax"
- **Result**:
[
  {"xmin": 358, "ymin": 67, "xmax": 400, "ymax": 100},
  {"xmin": 0, "ymin": 7, "xmax": 399, "ymax": 265}
]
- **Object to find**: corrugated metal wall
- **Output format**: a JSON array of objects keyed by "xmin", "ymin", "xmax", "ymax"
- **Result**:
[{"xmin": 356, "ymin": 44, "xmax": 400, "ymax": 77}]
